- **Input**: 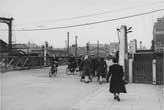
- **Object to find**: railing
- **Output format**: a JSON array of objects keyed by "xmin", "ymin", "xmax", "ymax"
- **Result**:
[
  {"xmin": 0, "ymin": 55, "xmax": 72, "ymax": 72},
  {"xmin": 0, "ymin": 56, "xmax": 45, "ymax": 72}
]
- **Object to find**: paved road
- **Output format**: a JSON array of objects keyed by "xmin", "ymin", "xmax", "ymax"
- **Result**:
[
  {"xmin": 1, "ymin": 66, "xmax": 105, "ymax": 110},
  {"xmin": 0, "ymin": 66, "xmax": 163, "ymax": 110}
]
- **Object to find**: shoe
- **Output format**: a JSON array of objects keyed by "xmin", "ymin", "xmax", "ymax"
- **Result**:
[
  {"xmin": 116, "ymin": 96, "xmax": 120, "ymax": 101},
  {"xmin": 114, "ymin": 96, "xmax": 117, "ymax": 100}
]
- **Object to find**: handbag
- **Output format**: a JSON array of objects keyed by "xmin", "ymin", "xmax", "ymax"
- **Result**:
[{"xmin": 122, "ymin": 79, "xmax": 128, "ymax": 85}]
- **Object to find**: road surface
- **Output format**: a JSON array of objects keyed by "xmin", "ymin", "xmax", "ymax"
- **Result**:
[{"xmin": 0, "ymin": 65, "xmax": 163, "ymax": 110}]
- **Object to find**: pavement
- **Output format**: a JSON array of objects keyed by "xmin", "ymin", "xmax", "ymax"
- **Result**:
[
  {"xmin": 0, "ymin": 66, "xmax": 164, "ymax": 110},
  {"xmin": 72, "ymin": 84, "xmax": 164, "ymax": 110}
]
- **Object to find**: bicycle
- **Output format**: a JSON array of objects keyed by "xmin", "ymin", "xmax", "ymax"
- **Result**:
[
  {"xmin": 66, "ymin": 65, "xmax": 76, "ymax": 75},
  {"xmin": 49, "ymin": 64, "xmax": 57, "ymax": 77}
]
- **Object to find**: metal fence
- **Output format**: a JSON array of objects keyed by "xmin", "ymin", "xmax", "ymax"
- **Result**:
[
  {"xmin": 0, "ymin": 56, "xmax": 45, "ymax": 72},
  {"xmin": 133, "ymin": 61, "xmax": 153, "ymax": 84},
  {"xmin": 0, "ymin": 55, "xmax": 71, "ymax": 73}
]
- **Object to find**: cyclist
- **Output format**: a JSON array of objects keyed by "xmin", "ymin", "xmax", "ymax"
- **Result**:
[
  {"xmin": 49, "ymin": 56, "xmax": 59, "ymax": 77},
  {"xmin": 68, "ymin": 56, "xmax": 76, "ymax": 73}
]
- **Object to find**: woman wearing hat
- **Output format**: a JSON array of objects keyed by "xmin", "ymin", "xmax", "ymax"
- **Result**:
[{"xmin": 108, "ymin": 58, "xmax": 127, "ymax": 101}]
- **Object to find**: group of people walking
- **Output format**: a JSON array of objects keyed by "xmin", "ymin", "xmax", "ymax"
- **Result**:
[
  {"xmin": 51, "ymin": 54, "xmax": 127, "ymax": 102},
  {"xmin": 77, "ymin": 55, "xmax": 127, "ymax": 101},
  {"xmin": 78, "ymin": 55, "xmax": 107, "ymax": 83}
]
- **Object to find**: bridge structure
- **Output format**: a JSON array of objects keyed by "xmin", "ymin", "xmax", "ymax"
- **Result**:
[{"xmin": 0, "ymin": 17, "xmax": 13, "ymax": 54}]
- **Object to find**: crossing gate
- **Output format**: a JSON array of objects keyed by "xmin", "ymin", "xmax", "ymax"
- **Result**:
[{"xmin": 133, "ymin": 60, "xmax": 152, "ymax": 84}]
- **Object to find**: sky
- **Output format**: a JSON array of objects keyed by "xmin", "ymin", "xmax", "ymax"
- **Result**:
[{"xmin": 0, "ymin": 0, "xmax": 164, "ymax": 48}]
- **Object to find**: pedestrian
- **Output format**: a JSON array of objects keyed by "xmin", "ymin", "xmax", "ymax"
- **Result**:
[
  {"xmin": 81, "ymin": 55, "xmax": 91, "ymax": 83},
  {"xmin": 94, "ymin": 57, "xmax": 99, "ymax": 76},
  {"xmin": 79, "ymin": 56, "xmax": 84, "ymax": 76},
  {"xmin": 97, "ymin": 57, "xmax": 107, "ymax": 84},
  {"xmin": 108, "ymin": 57, "xmax": 127, "ymax": 101},
  {"xmin": 90, "ymin": 54, "xmax": 96, "ymax": 77}
]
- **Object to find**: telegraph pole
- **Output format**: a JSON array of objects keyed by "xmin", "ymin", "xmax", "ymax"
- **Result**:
[
  {"xmin": 67, "ymin": 32, "xmax": 69, "ymax": 56},
  {"xmin": 118, "ymin": 25, "xmax": 132, "ymax": 82},
  {"xmin": 8, "ymin": 19, "xmax": 12, "ymax": 53},
  {"xmin": 0, "ymin": 17, "xmax": 13, "ymax": 72},
  {"xmin": 97, "ymin": 40, "xmax": 99, "ymax": 57},
  {"xmin": 0, "ymin": 17, "xmax": 13, "ymax": 54},
  {"xmin": 86, "ymin": 42, "xmax": 89, "ymax": 55},
  {"xmin": 75, "ymin": 36, "xmax": 77, "ymax": 57},
  {"xmin": 44, "ymin": 41, "xmax": 48, "ymax": 66}
]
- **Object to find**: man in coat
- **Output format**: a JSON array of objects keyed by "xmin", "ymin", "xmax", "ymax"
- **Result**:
[
  {"xmin": 97, "ymin": 57, "xmax": 107, "ymax": 84},
  {"xmin": 81, "ymin": 55, "xmax": 92, "ymax": 83},
  {"xmin": 90, "ymin": 55, "xmax": 96, "ymax": 77},
  {"xmin": 108, "ymin": 57, "xmax": 127, "ymax": 101}
]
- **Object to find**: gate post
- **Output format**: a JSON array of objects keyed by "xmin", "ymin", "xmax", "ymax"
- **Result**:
[
  {"xmin": 129, "ymin": 59, "xmax": 133, "ymax": 83},
  {"xmin": 44, "ymin": 41, "xmax": 48, "ymax": 66},
  {"xmin": 152, "ymin": 59, "xmax": 156, "ymax": 85}
]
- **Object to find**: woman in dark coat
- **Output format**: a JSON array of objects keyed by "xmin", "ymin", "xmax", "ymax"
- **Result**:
[{"xmin": 108, "ymin": 58, "xmax": 127, "ymax": 101}]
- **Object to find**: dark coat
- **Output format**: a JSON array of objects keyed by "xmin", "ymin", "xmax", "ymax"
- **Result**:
[
  {"xmin": 79, "ymin": 59, "xmax": 84, "ymax": 71},
  {"xmin": 97, "ymin": 60, "xmax": 107, "ymax": 77},
  {"xmin": 82, "ymin": 59, "xmax": 91, "ymax": 76},
  {"xmin": 108, "ymin": 64, "xmax": 127, "ymax": 93}
]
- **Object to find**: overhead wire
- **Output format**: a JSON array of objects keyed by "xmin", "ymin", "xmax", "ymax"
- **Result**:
[
  {"xmin": 17, "ymin": 1, "xmax": 164, "ymax": 25},
  {"xmin": 13, "ymin": 8, "xmax": 164, "ymax": 31}
]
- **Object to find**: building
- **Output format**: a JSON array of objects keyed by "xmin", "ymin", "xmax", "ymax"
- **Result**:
[
  {"xmin": 129, "ymin": 39, "xmax": 137, "ymax": 54},
  {"xmin": 12, "ymin": 43, "xmax": 29, "ymax": 53},
  {"xmin": 153, "ymin": 16, "xmax": 164, "ymax": 53},
  {"xmin": 109, "ymin": 42, "xmax": 119, "ymax": 55}
]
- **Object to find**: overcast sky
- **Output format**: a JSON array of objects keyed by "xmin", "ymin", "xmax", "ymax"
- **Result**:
[{"xmin": 0, "ymin": 0, "xmax": 164, "ymax": 48}]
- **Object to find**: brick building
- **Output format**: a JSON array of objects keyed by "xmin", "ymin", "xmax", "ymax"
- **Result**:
[{"xmin": 153, "ymin": 16, "xmax": 164, "ymax": 53}]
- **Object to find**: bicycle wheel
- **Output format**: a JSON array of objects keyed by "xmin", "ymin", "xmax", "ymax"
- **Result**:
[
  {"xmin": 66, "ymin": 67, "xmax": 70, "ymax": 75},
  {"xmin": 66, "ymin": 67, "xmax": 75, "ymax": 75},
  {"xmin": 53, "ymin": 67, "xmax": 57, "ymax": 76},
  {"xmin": 49, "ymin": 68, "xmax": 53, "ymax": 77}
]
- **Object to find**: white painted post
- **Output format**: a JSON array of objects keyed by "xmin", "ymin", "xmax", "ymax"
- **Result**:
[
  {"xmin": 119, "ymin": 25, "xmax": 128, "ymax": 71},
  {"xmin": 44, "ymin": 41, "xmax": 48, "ymax": 66},
  {"xmin": 44, "ymin": 46, "xmax": 46, "ymax": 66},
  {"xmin": 129, "ymin": 59, "xmax": 133, "ymax": 83},
  {"xmin": 152, "ymin": 59, "xmax": 156, "ymax": 85}
]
